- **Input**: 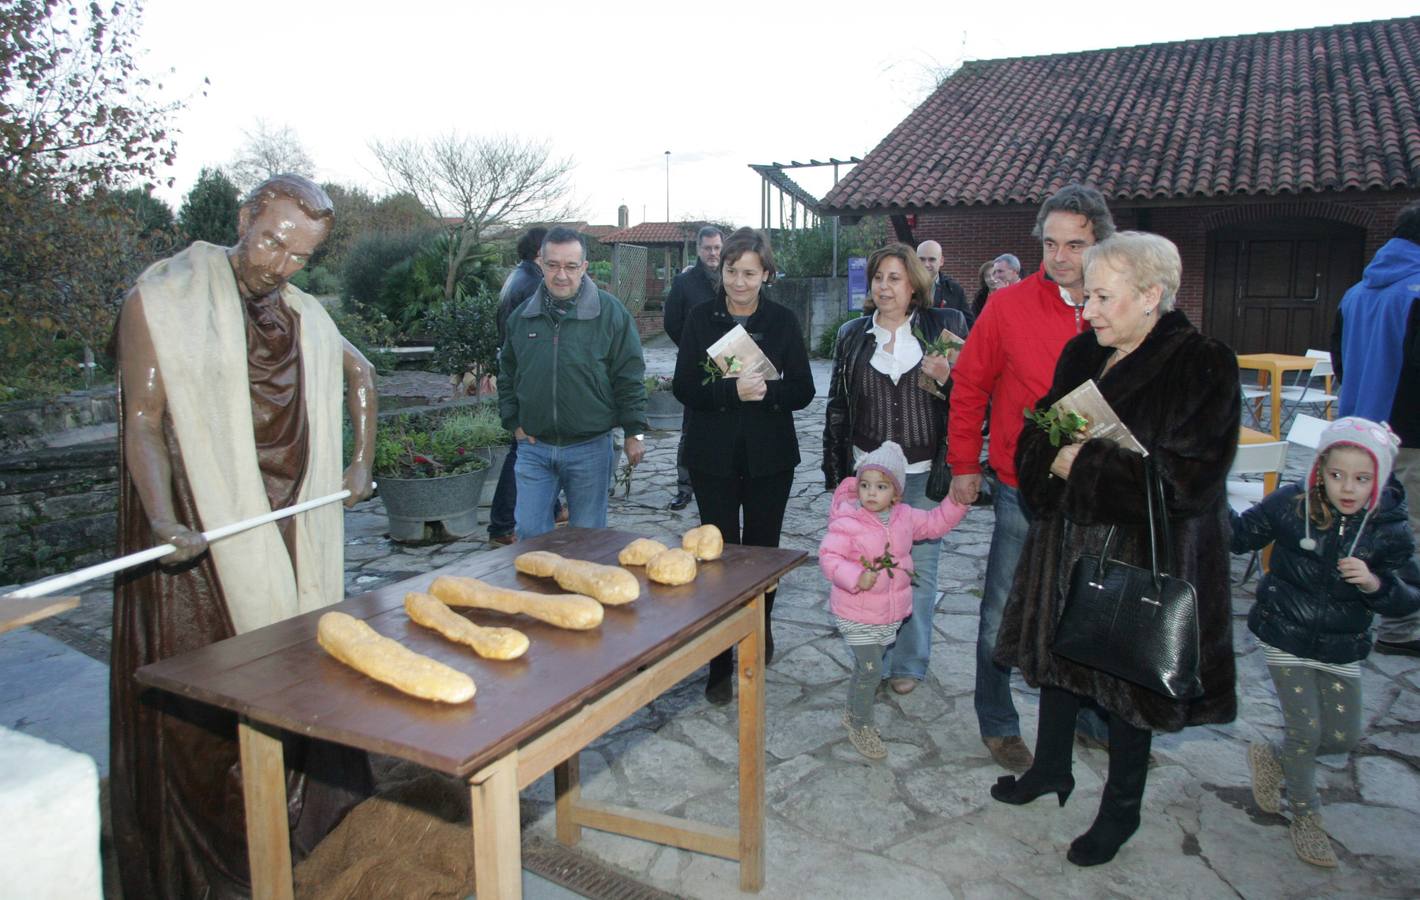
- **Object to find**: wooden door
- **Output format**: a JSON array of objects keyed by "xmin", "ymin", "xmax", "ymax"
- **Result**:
[{"xmin": 1205, "ymin": 220, "xmax": 1364, "ymax": 355}]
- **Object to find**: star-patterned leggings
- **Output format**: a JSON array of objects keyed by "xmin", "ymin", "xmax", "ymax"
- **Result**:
[{"xmin": 1267, "ymin": 664, "xmax": 1362, "ymax": 816}]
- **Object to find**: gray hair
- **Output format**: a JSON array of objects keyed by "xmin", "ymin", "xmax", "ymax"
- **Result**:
[
  {"xmin": 696, "ymin": 225, "xmax": 722, "ymax": 245},
  {"xmin": 1083, "ymin": 231, "xmax": 1180, "ymax": 312},
  {"xmin": 993, "ymin": 253, "xmax": 1020, "ymax": 272},
  {"xmin": 1032, "ymin": 183, "xmax": 1115, "ymax": 243}
]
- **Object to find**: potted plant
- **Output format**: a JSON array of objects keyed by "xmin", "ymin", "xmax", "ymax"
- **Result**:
[
  {"xmin": 644, "ymin": 374, "xmax": 682, "ymax": 430},
  {"xmin": 375, "ymin": 411, "xmax": 490, "ymax": 543}
]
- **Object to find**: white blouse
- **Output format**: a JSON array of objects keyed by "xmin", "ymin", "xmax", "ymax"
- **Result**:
[{"xmin": 867, "ymin": 312, "xmax": 923, "ymax": 384}]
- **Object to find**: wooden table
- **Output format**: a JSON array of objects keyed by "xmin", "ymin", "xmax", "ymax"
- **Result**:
[
  {"xmin": 1239, "ymin": 425, "xmax": 1282, "ymax": 494},
  {"xmin": 1236, "ymin": 352, "xmax": 1317, "ymax": 437},
  {"xmin": 136, "ymin": 528, "xmax": 804, "ymax": 900}
]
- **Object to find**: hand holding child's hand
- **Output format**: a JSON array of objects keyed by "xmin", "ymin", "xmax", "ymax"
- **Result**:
[
  {"xmin": 857, "ymin": 569, "xmax": 879, "ymax": 591},
  {"xmin": 1338, "ymin": 556, "xmax": 1381, "ymax": 593}
]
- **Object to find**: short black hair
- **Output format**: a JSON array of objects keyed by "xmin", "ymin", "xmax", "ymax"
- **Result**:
[
  {"xmin": 1395, "ymin": 200, "xmax": 1420, "ymax": 244},
  {"xmin": 1032, "ymin": 183, "xmax": 1115, "ymax": 243},
  {"xmin": 696, "ymin": 225, "xmax": 722, "ymax": 245},
  {"xmin": 517, "ymin": 227, "xmax": 549, "ymax": 262},
  {"xmin": 541, "ymin": 225, "xmax": 586, "ymax": 261}
]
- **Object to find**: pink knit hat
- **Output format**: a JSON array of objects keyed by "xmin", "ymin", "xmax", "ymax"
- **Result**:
[
  {"xmin": 1299, "ymin": 416, "xmax": 1400, "ymax": 553},
  {"xmin": 856, "ymin": 441, "xmax": 908, "ymax": 494}
]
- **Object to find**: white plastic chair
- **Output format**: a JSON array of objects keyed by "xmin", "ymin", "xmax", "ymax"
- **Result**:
[
  {"xmin": 1227, "ymin": 440, "xmax": 1289, "ymax": 514},
  {"xmin": 1285, "ymin": 413, "xmax": 1329, "ymax": 449},
  {"xmin": 1277, "ymin": 349, "xmax": 1339, "ymax": 425},
  {"xmin": 1228, "ymin": 439, "xmax": 1289, "ymax": 583}
]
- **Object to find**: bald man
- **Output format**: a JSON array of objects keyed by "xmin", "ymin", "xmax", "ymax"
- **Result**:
[{"xmin": 916, "ymin": 240, "xmax": 975, "ymax": 328}]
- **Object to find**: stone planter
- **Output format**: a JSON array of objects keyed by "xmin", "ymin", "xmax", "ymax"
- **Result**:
[
  {"xmin": 477, "ymin": 444, "xmax": 511, "ymax": 508},
  {"xmin": 378, "ymin": 465, "xmax": 489, "ymax": 543},
  {"xmin": 645, "ymin": 390, "xmax": 683, "ymax": 431}
]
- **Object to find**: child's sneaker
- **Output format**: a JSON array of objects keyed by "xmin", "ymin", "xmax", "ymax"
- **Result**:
[
  {"xmin": 1248, "ymin": 742, "xmax": 1283, "ymax": 814},
  {"xmin": 1290, "ymin": 812, "xmax": 1338, "ymax": 868},
  {"xmin": 842, "ymin": 713, "xmax": 887, "ymax": 760}
]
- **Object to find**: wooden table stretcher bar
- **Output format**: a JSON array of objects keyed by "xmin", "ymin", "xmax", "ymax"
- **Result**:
[{"xmin": 136, "ymin": 528, "xmax": 805, "ymax": 900}]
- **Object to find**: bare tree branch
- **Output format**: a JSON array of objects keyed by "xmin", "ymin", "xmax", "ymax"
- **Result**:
[
  {"xmin": 227, "ymin": 119, "xmax": 316, "ymax": 191},
  {"xmin": 370, "ymin": 132, "xmax": 576, "ymax": 300}
]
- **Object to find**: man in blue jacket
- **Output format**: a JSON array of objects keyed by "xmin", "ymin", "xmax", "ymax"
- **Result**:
[
  {"xmin": 1332, "ymin": 200, "xmax": 1420, "ymax": 655},
  {"xmin": 499, "ymin": 227, "xmax": 647, "ymax": 538}
]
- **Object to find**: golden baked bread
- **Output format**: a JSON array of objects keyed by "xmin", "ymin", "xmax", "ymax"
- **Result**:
[
  {"xmin": 404, "ymin": 592, "xmax": 530, "ymax": 660},
  {"xmin": 682, "ymin": 524, "xmax": 725, "ymax": 560},
  {"xmin": 646, "ymin": 547, "xmax": 697, "ymax": 585},
  {"xmin": 429, "ymin": 575, "xmax": 604, "ymax": 630},
  {"xmin": 512, "ymin": 551, "xmax": 640, "ymax": 605},
  {"xmin": 316, "ymin": 611, "xmax": 475, "ymax": 703},
  {"xmin": 618, "ymin": 537, "xmax": 669, "ymax": 566}
]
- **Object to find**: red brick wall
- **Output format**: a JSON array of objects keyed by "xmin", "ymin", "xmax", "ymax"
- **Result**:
[{"xmin": 911, "ymin": 189, "xmax": 1420, "ymax": 334}]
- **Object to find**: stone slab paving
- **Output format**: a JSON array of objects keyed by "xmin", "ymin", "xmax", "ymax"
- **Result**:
[{"xmin": 3, "ymin": 340, "xmax": 1418, "ymax": 897}]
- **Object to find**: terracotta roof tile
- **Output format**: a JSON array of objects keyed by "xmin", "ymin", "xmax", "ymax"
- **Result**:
[
  {"xmin": 597, "ymin": 221, "xmax": 707, "ymax": 244},
  {"xmin": 821, "ymin": 17, "xmax": 1420, "ymax": 213}
]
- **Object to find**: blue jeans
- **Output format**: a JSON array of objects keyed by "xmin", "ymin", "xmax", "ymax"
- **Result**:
[
  {"xmin": 514, "ymin": 433, "xmax": 613, "ymax": 540},
  {"xmin": 883, "ymin": 470, "xmax": 943, "ymax": 681},
  {"xmin": 490, "ymin": 441, "xmax": 563, "ymax": 539},
  {"xmin": 976, "ymin": 477, "xmax": 1028, "ymax": 738}
]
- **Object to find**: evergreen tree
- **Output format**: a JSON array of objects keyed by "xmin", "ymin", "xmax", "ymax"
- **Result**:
[{"xmin": 178, "ymin": 168, "xmax": 241, "ymax": 246}]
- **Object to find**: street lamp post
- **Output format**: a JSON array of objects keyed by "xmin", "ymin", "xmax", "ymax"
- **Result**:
[{"xmin": 664, "ymin": 150, "xmax": 670, "ymax": 222}]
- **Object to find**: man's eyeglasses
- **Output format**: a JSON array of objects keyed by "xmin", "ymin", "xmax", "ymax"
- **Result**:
[{"xmin": 543, "ymin": 262, "xmax": 585, "ymax": 275}]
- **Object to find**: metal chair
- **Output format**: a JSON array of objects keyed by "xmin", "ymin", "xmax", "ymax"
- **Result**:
[
  {"xmin": 1228, "ymin": 439, "xmax": 1289, "ymax": 584},
  {"xmin": 1276, "ymin": 349, "xmax": 1339, "ymax": 428}
]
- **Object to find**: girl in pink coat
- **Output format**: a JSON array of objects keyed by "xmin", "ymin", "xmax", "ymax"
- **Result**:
[{"xmin": 819, "ymin": 441, "xmax": 970, "ymax": 758}]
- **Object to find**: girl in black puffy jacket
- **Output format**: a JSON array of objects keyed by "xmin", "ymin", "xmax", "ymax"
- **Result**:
[{"xmin": 1230, "ymin": 417, "xmax": 1419, "ymax": 868}]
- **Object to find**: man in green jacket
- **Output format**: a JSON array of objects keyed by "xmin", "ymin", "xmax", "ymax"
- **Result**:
[{"xmin": 498, "ymin": 226, "xmax": 647, "ymax": 538}]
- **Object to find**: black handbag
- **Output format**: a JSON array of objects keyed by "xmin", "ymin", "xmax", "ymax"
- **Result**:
[
  {"xmin": 925, "ymin": 438, "xmax": 951, "ymax": 502},
  {"xmin": 1051, "ymin": 460, "xmax": 1203, "ymax": 700}
]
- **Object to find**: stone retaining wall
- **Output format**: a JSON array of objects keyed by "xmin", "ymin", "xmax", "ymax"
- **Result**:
[
  {"xmin": 0, "ymin": 389, "xmax": 117, "ymax": 453},
  {"xmin": 0, "ymin": 442, "xmax": 120, "ymax": 586}
]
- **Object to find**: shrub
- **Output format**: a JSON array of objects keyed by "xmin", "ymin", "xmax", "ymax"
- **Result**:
[
  {"xmin": 773, "ymin": 217, "xmax": 892, "ymax": 277},
  {"xmin": 374, "ymin": 411, "xmax": 491, "ymax": 479},
  {"xmin": 425, "ymin": 290, "xmax": 501, "ymax": 380},
  {"xmin": 327, "ymin": 303, "xmax": 397, "ymax": 374},
  {"xmin": 341, "ymin": 230, "xmax": 433, "ymax": 309},
  {"xmin": 815, "ymin": 310, "xmax": 862, "ymax": 359}
]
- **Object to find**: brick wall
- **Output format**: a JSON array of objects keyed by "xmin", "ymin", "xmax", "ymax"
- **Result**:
[{"xmin": 911, "ymin": 189, "xmax": 1420, "ymax": 334}]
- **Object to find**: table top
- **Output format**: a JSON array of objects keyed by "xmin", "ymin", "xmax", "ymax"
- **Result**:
[
  {"xmin": 1235, "ymin": 352, "xmax": 1317, "ymax": 372},
  {"xmin": 1238, "ymin": 426, "xmax": 1280, "ymax": 445},
  {"xmin": 136, "ymin": 528, "xmax": 805, "ymax": 777}
]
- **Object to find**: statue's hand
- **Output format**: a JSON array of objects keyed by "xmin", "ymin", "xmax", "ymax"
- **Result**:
[
  {"xmin": 152, "ymin": 518, "xmax": 208, "ymax": 564},
  {"xmin": 342, "ymin": 460, "xmax": 374, "ymax": 507}
]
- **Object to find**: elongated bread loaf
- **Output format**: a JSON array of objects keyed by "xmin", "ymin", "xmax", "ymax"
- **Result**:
[
  {"xmin": 513, "ymin": 551, "xmax": 640, "ymax": 605},
  {"xmin": 404, "ymin": 592, "xmax": 530, "ymax": 660},
  {"xmin": 646, "ymin": 547, "xmax": 697, "ymax": 585},
  {"xmin": 317, "ymin": 611, "xmax": 475, "ymax": 703},
  {"xmin": 682, "ymin": 524, "xmax": 724, "ymax": 560},
  {"xmin": 618, "ymin": 537, "xmax": 669, "ymax": 566},
  {"xmin": 430, "ymin": 575, "xmax": 604, "ymax": 630}
]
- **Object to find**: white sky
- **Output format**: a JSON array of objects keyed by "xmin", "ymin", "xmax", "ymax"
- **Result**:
[{"xmin": 138, "ymin": 0, "xmax": 1418, "ymax": 229}]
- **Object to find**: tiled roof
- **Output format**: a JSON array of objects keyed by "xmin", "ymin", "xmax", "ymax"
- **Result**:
[
  {"xmin": 581, "ymin": 224, "xmax": 618, "ymax": 240},
  {"xmin": 597, "ymin": 222, "xmax": 705, "ymax": 245},
  {"xmin": 821, "ymin": 16, "xmax": 1420, "ymax": 213}
]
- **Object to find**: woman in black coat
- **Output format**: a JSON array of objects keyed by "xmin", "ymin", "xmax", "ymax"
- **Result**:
[
  {"xmin": 990, "ymin": 232, "xmax": 1240, "ymax": 867},
  {"xmin": 672, "ymin": 227, "xmax": 816, "ymax": 703}
]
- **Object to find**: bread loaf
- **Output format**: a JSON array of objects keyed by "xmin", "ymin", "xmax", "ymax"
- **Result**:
[
  {"xmin": 513, "ymin": 551, "xmax": 640, "ymax": 605},
  {"xmin": 682, "ymin": 524, "xmax": 725, "ymax": 560},
  {"xmin": 618, "ymin": 538, "xmax": 669, "ymax": 566},
  {"xmin": 404, "ymin": 592, "xmax": 530, "ymax": 660},
  {"xmin": 429, "ymin": 575, "xmax": 604, "ymax": 630},
  {"xmin": 317, "ymin": 611, "xmax": 475, "ymax": 703},
  {"xmin": 646, "ymin": 548, "xmax": 697, "ymax": 585}
]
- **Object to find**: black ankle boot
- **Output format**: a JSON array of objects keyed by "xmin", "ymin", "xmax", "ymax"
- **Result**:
[
  {"xmin": 990, "ymin": 770, "xmax": 1074, "ymax": 807},
  {"xmin": 1067, "ymin": 716, "xmax": 1152, "ymax": 866},
  {"xmin": 705, "ymin": 651, "xmax": 733, "ymax": 705}
]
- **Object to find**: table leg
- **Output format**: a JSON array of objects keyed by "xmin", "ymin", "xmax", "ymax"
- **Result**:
[
  {"xmin": 555, "ymin": 755, "xmax": 582, "ymax": 847},
  {"xmin": 470, "ymin": 752, "xmax": 522, "ymax": 900},
  {"xmin": 238, "ymin": 718, "xmax": 294, "ymax": 900},
  {"xmin": 1268, "ymin": 368, "xmax": 1283, "ymax": 438},
  {"xmin": 737, "ymin": 594, "xmax": 766, "ymax": 892}
]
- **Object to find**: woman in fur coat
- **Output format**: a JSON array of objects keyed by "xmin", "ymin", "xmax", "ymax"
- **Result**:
[{"xmin": 989, "ymin": 232, "xmax": 1240, "ymax": 867}]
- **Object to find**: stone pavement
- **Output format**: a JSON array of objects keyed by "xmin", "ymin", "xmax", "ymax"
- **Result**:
[{"xmin": 4, "ymin": 336, "xmax": 1419, "ymax": 898}]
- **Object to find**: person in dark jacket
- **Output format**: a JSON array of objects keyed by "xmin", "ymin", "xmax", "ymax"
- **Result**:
[
  {"xmin": 672, "ymin": 227, "xmax": 815, "ymax": 704},
  {"xmin": 916, "ymin": 239, "xmax": 975, "ymax": 327},
  {"xmin": 823, "ymin": 243, "xmax": 969, "ymax": 695},
  {"xmin": 1331, "ymin": 199, "xmax": 1420, "ymax": 656},
  {"xmin": 489, "ymin": 227, "xmax": 550, "ymax": 544},
  {"xmin": 1231, "ymin": 416, "xmax": 1418, "ymax": 867},
  {"xmin": 499, "ymin": 227, "xmax": 647, "ymax": 539},
  {"xmin": 664, "ymin": 226, "xmax": 722, "ymax": 510},
  {"xmin": 991, "ymin": 232, "xmax": 1240, "ymax": 868}
]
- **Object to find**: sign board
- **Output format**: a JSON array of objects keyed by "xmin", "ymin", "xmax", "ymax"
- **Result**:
[{"xmin": 847, "ymin": 257, "xmax": 867, "ymax": 311}]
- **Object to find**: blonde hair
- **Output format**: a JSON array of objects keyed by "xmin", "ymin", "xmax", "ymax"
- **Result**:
[{"xmin": 1083, "ymin": 231, "xmax": 1181, "ymax": 312}]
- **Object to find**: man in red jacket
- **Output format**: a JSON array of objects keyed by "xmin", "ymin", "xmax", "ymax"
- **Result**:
[{"xmin": 947, "ymin": 184, "xmax": 1115, "ymax": 772}]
